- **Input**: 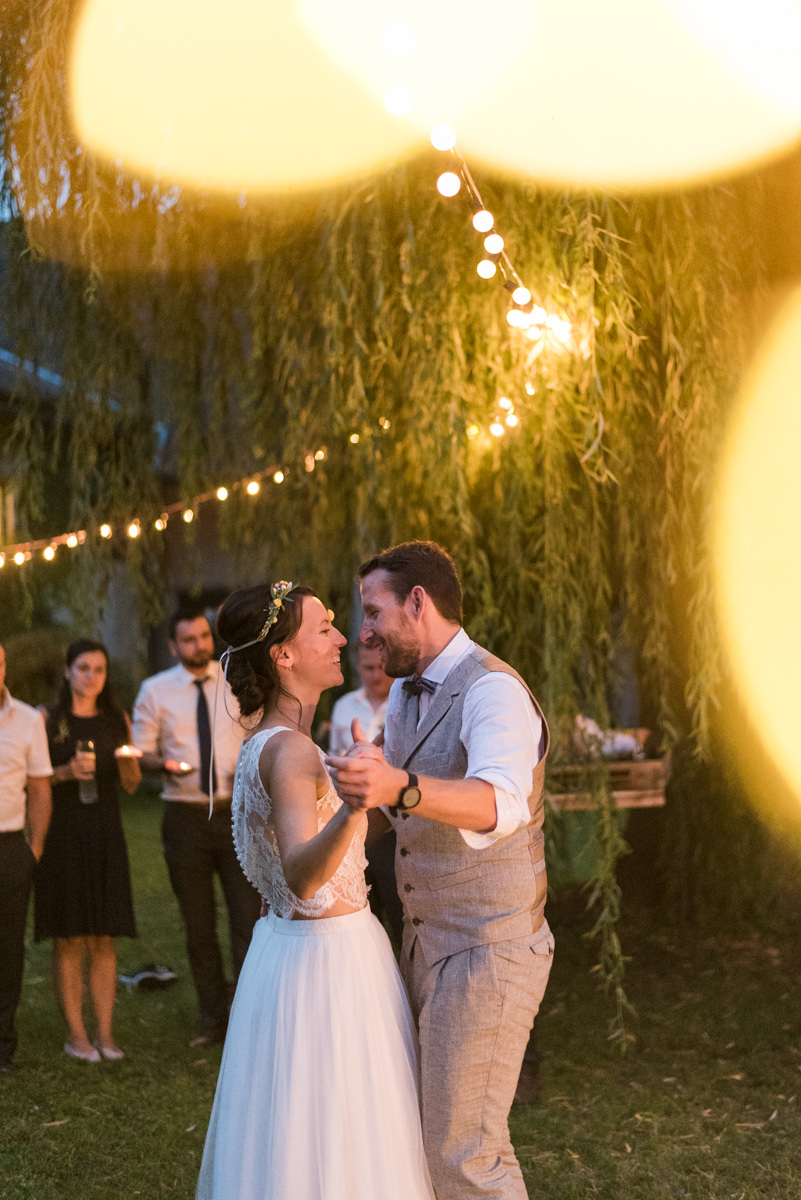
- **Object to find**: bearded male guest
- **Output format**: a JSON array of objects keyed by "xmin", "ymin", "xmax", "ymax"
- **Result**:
[
  {"xmin": 327, "ymin": 541, "xmax": 553, "ymax": 1200},
  {"xmin": 132, "ymin": 609, "xmax": 260, "ymax": 1047}
]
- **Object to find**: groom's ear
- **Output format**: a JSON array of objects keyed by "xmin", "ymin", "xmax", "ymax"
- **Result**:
[{"xmin": 408, "ymin": 585, "xmax": 426, "ymax": 617}]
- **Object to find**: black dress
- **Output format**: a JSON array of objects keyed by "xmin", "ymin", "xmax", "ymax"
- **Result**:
[{"xmin": 34, "ymin": 709, "xmax": 137, "ymax": 940}]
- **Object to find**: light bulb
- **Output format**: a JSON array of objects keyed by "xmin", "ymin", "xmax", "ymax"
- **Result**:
[
  {"xmin": 531, "ymin": 306, "xmax": 547, "ymax": 324},
  {"xmin": 183, "ymin": 509, "xmax": 194, "ymax": 523},
  {"xmin": 484, "ymin": 233, "xmax": 504, "ymax": 255},
  {"xmin": 315, "ymin": 449, "xmax": 326, "ymax": 461},
  {"xmin": 154, "ymin": 518, "xmax": 166, "ymax": 531},
  {"xmin": 246, "ymin": 480, "xmax": 260, "ymax": 495},
  {"xmin": 437, "ymin": 171, "xmax": 461, "ymax": 197},
  {"xmin": 0, "ymin": 554, "xmax": 4, "ymax": 568},
  {"xmin": 380, "ymin": 22, "xmax": 415, "ymax": 57},
  {"xmin": 43, "ymin": 545, "xmax": 55, "ymax": 560},
  {"xmin": 467, "ymin": 424, "xmax": 480, "ymax": 439},
  {"xmin": 384, "ymin": 85, "xmax": 414, "ymax": 116},
  {"xmin": 350, "ymin": 433, "xmax": 360, "ymax": 444},
  {"xmin": 430, "ymin": 124, "xmax": 456, "ymax": 152},
  {"xmin": 512, "ymin": 286, "xmax": 531, "ymax": 306},
  {"xmin": 14, "ymin": 551, "xmax": 25, "ymax": 565},
  {"xmin": 472, "ymin": 210, "xmax": 494, "ymax": 233},
  {"xmin": 525, "ymin": 382, "xmax": 535, "ymax": 395},
  {"xmin": 99, "ymin": 523, "xmax": 112, "ymax": 538},
  {"xmin": 379, "ymin": 417, "xmax": 391, "ymax": 430},
  {"xmin": 67, "ymin": 534, "xmax": 78, "ymax": 547},
  {"xmin": 506, "ymin": 309, "xmax": 527, "ymax": 328},
  {"xmin": 305, "ymin": 455, "xmax": 315, "ymax": 473},
  {"xmin": 216, "ymin": 486, "xmax": 229, "ymax": 501},
  {"xmin": 506, "ymin": 413, "xmax": 519, "ymax": 427},
  {"xmin": 490, "ymin": 422, "xmax": 505, "ymax": 437},
  {"xmin": 273, "ymin": 470, "xmax": 284, "ymax": 484},
  {"xmin": 477, "ymin": 260, "xmax": 496, "ymax": 279},
  {"xmin": 499, "ymin": 396, "xmax": 513, "ymax": 410},
  {"xmin": 127, "ymin": 522, "xmax": 140, "ymax": 538}
]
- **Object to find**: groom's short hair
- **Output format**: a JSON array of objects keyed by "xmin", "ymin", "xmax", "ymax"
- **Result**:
[{"xmin": 358, "ymin": 541, "xmax": 463, "ymax": 624}]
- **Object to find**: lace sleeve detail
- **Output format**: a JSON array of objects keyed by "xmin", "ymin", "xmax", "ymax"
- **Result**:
[{"xmin": 231, "ymin": 729, "xmax": 368, "ymax": 919}]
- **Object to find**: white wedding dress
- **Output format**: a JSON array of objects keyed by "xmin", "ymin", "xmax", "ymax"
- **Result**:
[{"xmin": 196, "ymin": 728, "xmax": 434, "ymax": 1200}]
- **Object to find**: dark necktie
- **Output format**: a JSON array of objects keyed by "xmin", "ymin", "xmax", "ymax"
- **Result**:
[
  {"xmin": 401, "ymin": 675, "xmax": 437, "ymax": 697},
  {"xmin": 195, "ymin": 679, "xmax": 217, "ymax": 797}
]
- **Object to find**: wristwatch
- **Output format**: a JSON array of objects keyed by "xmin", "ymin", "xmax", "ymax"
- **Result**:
[{"xmin": 396, "ymin": 771, "xmax": 422, "ymax": 811}]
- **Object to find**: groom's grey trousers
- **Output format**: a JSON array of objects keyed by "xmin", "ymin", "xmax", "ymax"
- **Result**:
[
  {"xmin": 388, "ymin": 645, "xmax": 553, "ymax": 1200},
  {"xmin": 402, "ymin": 922, "xmax": 554, "ymax": 1200}
]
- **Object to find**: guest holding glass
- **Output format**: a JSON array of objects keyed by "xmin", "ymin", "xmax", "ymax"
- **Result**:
[{"xmin": 35, "ymin": 639, "xmax": 141, "ymax": 1063}]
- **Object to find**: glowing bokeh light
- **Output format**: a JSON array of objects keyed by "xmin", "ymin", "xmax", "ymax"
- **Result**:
[
  {"xmin": 43, "ymin": 545, "xmax": 55, "ymax": 560},
  {"xmin": 380, "ymin": 22, "xmax": 416, "ymax": 57},
  {"xmin": 183, "ymin": 509, "xmax": 194, "ymax": 523},
  {"xmin": 430, "ymin": 123, "xmax": 457, "ymax": 151},
  {"xmin": 67, "ymin": 534, "xmax": 79, "ymax": 547},
  {"xmin": 512, "ymin": 286, "xmax": 531, "ymax": 306},
  {"xmin": 154, "ymin": 518, "xmax": 166, "ymax": 531},
  {"xmin": 216, "ymin": 486, "xmax": 229, "ymax": 501},
  {"xmin": 437, "ymin": 171, "xmax": 461, "ymax": 197},
  {"xmin": 473, "ymin": 210, "xmax": 494, "ymax": 232},
  {"xmin": 246, "ymin": 480, "xmax": 260, "ymax": 495},
  {"xmin": 489, "ymin": 421, "xmax": 505, "ymax": 437},
  {"xmin": 99, "ymin": 523, "xmax": 112, "ymax": 538},
  {"xmin": 127, "ymin": 521, "xmax": 140, "ymax": 538},
  {"xmin": 715, "ymin": 287, "xmax": 801, "ymax": 804},
  {"xmin": 506, "ymin": 413, "xmax": 519, "ymax": 427},
  {"xmin": 484, "ymin": 233, "xmax": 504, "ymax": 255},
  {"xmin": 476, "ymin": 259, "xmax": 496, "ymax": 279},
  {"xmin": 506, "ymin": 309, "xmax": 527, "ymax": 328},
  {"xmin": 498, "ymin": 396, "xmax": 513, "ymax": 410},
  {"xmin": 273, "ymin": 470, "xmax": 285, "ymax": 483},
  {"xmin": 14, "ymin": 552, "xmax": 25, "ymax": 565},
  {"xmin": 71, "ymin": 0, "xmax": 425, "ymax": 194}
]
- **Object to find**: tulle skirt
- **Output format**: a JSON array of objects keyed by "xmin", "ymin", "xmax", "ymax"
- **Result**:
[{"xmin": 196, "ymin": 906, "xmax": 434, "ymax": 1200}]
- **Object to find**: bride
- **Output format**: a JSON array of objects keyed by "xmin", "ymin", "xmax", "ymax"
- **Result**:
[{"xmin": 196, "ymin": 582, "xmax": 434, "ymax": 1200}]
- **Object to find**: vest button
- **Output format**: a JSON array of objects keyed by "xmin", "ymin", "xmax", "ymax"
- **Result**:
[
  {"xmin": 412, "ymin": 917, "xmax": 423, "ymax": 926},
  {"xmin": 400, "ymin": 847, "xmax": 409, "ymax": 857},
  {"xmin": 403, "ymin": 884, "xmax": 413, "ymax": 893}
]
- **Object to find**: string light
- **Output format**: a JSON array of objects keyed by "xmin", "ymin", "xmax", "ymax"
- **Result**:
[
  {"xmin": 512, "ymin": 286, "xmax": 531, "ymax": 306},
  {"xmin": 0, "ymin": 554, "xmax": 4, "ymax": 568},
  {"xmin": 216, "ymin": 486, "xmax": 228, "ymax": 500},
  {"xmin": 183, "ymin": 509, "xmax": 194, "ymax": 523},
  {"xmin": 43, "ymin": 545, "xmax": 55, "ymax": 560},
  {"xmin": 384, "ymin": 85, "xmax": 414, "ymax": 116},
  {"xmin": 498, "ymin": 396, "xmax": 513, "ymax": 410},
  {"xmin": 349, "ymin": 433, "xmax": 360, "ymax": 444},
  {"xmin": 477, "ymin": 260, "xmax": 496, "ymax": 279},
  {"xmin": 489, "ymin": 421, "xmax": 505, "ymax": 437},
  {"xmin": 473, "ymin": 210, "xmax": 494, "ymax": 233},
  {"xmin": 437, "ymin": 171, "xmax": 461, "ymax": 197},
  {"xmin": 305, "ymin": 454, "xmax": 315, "ymax": 472},
  {"xmin": 273, "ymin": 470, "xmax": 284, "ymax": 484},
  {"xmin": 314, "ymin": 449, "xmax": 326, "ymax": 461},
  {"xmin": 246, "ymin": 480, "xmax": 260, "ymax": 495},
  {"xmin": 14, "ymin": 551, "xmax": 25, "ymax": 565},
  {"xmin": 484, "ymin": 233, "xmax": 504, "ymax": 255},
  {"xmin": 506, "ymin": 413, "xmax": 519, "ymax": 427},
  {"xmin": 127, "ymin": 521, "xmax": 140, "ymax": 538},
  {"xmin": 430, "ymin": 124, "xmax": 457, "ymax": 152},
  {"xmin": 66, "ymin": 534, "xmax": 79, "ymax": 547},
  {"xmin": 99, "ymin": 523, "xmax": 112, "ymax": 538},
  {"xmin": 154, "ymin": 517, "xmax": 167, "ymax": 531},
  {"xmin": 467, "ymin": 425, "xmax": 480, "ymax": 439},
  {"xmin": 379, "ymin": 417, "xmax": 391, "ymax": 430}
]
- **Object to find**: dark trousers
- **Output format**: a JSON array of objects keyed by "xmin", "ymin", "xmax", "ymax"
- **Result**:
[
  {"xmin": 161, "ymin": 803, "xmax": 261, "ymax": 1031},
  {"xmin": 0, "ymin": 832, "xmax": 35, "ymax": 1065},
  {"xmin": 365, "ymin": 830, "xmax": 404, "ymax": 948}
]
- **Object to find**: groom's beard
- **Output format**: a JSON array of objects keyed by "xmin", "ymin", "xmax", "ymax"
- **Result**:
[{"xmin": 365, "ymin": 631, "xmax": 420, "ymax": 679}]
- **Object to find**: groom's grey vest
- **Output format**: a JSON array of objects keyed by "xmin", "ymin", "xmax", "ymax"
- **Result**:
[{"xmin": 387, "ymin": 646, "xmax": 549, "ymax": 966}]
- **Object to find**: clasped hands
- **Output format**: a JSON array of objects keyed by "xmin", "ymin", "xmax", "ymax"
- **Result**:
[{"xmin": 325, "ymin": 719, "xmax": 406, "ymax": 811}]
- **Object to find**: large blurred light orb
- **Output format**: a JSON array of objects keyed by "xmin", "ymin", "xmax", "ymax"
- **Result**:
[
  {"xmin": 70, "ymin": 0, "xmax": 424, "ymax": 193},
  {"xmin": 715, "ymin": 287, "xmax": 801, "ymax": 803}
]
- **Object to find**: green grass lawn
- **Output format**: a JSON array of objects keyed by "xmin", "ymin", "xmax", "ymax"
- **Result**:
[{"xmin": 3, "ymin": 790, "xmax": 801, "ymax": 1199}]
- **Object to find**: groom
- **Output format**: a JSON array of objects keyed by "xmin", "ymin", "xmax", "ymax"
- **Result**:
[{"xmin": 327, "ymin": 541, "xmax": 554, "ymax": 1200}]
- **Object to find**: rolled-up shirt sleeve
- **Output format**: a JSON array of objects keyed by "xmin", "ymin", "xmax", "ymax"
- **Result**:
[{"xmin": 460, "ymin": 672, "xmax": 543, "ymax": 849}]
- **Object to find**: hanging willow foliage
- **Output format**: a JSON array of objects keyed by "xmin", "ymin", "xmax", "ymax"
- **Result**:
[{"xmin": 0, "ymin": 3, "xmax": 770, "ymax": 1040}]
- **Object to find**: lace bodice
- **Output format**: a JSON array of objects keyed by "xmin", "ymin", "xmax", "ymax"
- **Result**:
[{"xmin": 232, "ymin": 727, "xmax": 368, "ymax": 919}]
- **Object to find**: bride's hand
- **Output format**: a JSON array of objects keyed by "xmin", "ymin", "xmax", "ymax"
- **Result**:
[{"xmin": 342, "ymin": 718, "xmax": 383, "ymax": 760}]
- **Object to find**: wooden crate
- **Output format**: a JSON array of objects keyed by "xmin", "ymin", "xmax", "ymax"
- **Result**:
[{"xmin": 545, "ymin": 757, "xmax": 670, "ymax": 811}]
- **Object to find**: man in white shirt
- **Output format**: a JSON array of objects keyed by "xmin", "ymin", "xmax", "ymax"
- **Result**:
[
  {"xmin": 132, "ymin": 610, "xmax": 260, "ymax": 1046},
  {"xmin": 327, "ymin": 542, "xmax": 553, "ymax": 1200},
  {"xmin": 0, "ymin": 641, "xmax": 52, "ymax": 1071},
  {"xmin": 329, "ymin": 645, "xmax": 402, "ymax": 942}
]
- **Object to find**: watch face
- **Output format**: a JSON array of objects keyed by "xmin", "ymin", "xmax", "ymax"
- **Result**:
[{"xmin": 401, "ymin": 786, "xmax": 422, "ymax": 809}]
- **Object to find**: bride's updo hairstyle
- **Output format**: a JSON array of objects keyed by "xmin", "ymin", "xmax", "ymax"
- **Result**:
[{"xmin": 216, "ymin": 583, "xmax": 317, "ymax": 718}]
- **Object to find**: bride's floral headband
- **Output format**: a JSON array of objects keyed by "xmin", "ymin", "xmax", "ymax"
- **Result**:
[{"xmin": 255, "ymin": 580, "xmax": 295, "ymax": 641}]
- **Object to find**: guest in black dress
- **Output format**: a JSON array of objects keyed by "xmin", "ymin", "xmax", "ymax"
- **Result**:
[{"xmin": 35, "ymin": 639, "xmax": 141, "ymax": 1063}]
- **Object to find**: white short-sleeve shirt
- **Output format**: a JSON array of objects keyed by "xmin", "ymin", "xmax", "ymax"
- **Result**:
[{"xmin": 0, "ymin": 690, "xmax": 53, "ymax": 831}]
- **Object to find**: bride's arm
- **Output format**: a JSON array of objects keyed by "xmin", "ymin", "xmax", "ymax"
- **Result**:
[{"xmin": 262, "ymin": 731, "xmax": 364, "ymax": 900}]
